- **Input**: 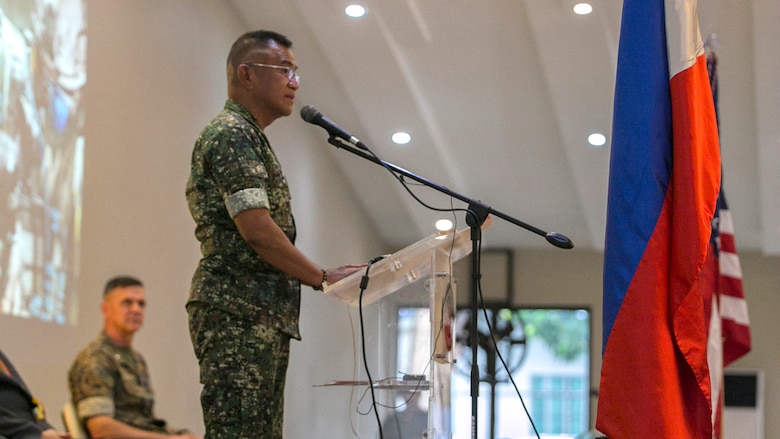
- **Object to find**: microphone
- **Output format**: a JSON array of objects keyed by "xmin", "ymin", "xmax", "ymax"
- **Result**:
[
  {"xmin": 545, "ymin": 232, "xmax": 574, "ymax": 249},
  {"xmin": 300, "ymin": 105, "xmax": 368, "ymax": 150}
]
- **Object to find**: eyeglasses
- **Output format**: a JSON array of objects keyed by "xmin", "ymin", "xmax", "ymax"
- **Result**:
[{"xmin": 242, "ymin": 63, "xmax": 300, "ymax": 83}]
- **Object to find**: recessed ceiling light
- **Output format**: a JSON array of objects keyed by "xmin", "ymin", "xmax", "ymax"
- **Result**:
[
  {"xmin": 392, "ymin": 131, "xmax": 411, "ymax": 145},
  {"xmin": 588, "ymin": 133, "xmax": 607, "ymax": 147},
  {"xmin": 434, "ymin": 218, "xmax": 454, "ymax": 232},
  {"xmin": 345, "ymin": 4, "xmax": 367, "ymax": 18},
  {"xmin": 573, "ymin": 3, "xmax": 593, "ymax": 15}
]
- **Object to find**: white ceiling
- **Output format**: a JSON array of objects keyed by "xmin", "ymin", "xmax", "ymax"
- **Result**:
[{"xmin": 229, "ymin": 0, "xmax": 779, "ymax": 255}]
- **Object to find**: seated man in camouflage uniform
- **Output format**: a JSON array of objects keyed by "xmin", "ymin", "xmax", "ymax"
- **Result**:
[{"xmin": 68, "ymin": 276, "xmax": 200, "ymax": 439}]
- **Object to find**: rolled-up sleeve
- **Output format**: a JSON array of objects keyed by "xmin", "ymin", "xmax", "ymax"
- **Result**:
[
  {"xmin": 76, "ymin": 395, "xmax": 115, "ymax": 420},
  {"xmin": 225, "ymin": 188, "xmax": 270, "ymax": 218}
]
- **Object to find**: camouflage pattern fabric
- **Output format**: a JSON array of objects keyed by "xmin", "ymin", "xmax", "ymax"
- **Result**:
[
  {"xmin": 186, "ymin": 99, "xmax": 302, "ymax": 438},
  {"xmin": 186, "ymin": 99, "xmax": 301, "ymax": 339},
  {"xmin": 188, "ymin": 303, "xmax": 290, "ymax": 439},
  {"xmin": 68, "ymin": 332, "xmax": 168, "ymax": 433}
]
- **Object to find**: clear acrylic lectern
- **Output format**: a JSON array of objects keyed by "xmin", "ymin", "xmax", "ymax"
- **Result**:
[{"xmin": 319, "ymin": 226, "xmax": 478, "ymax": 439}]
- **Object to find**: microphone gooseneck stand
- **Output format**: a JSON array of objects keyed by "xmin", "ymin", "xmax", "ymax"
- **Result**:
[{"xmin": 323, "ymin": 135, "xmax": 573, "ymax": 439}]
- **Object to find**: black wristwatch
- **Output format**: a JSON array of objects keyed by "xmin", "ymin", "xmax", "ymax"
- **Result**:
[{"xmin": 313, "ymin": 269, "xmax": 328, "ymax": 291}]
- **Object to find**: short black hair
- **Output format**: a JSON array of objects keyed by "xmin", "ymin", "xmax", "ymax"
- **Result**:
[
  {"xmin": 227, "ymin": 30, "xmax": 293, "ymax": 68},
  {"xmin": 103, "ymin": 275, "xmax": 144, "ymax": 296}
]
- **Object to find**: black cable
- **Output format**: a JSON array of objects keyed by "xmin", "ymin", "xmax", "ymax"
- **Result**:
[
  {"xmin": 476, "ymin": 279, "xmax": 542, "ymax": 439},
  {"xmin": 358, "ymin": 256, "xmax": 386, "ymax": 439},
  {"xmin": 359, "ymin": 142, "xmax": 471, "ymax": 219}
]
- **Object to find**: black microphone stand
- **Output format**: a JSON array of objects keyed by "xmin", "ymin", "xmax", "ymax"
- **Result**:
[{"xmin": 323, "ymin": 135, "xmax": 573, "ymax": 439}]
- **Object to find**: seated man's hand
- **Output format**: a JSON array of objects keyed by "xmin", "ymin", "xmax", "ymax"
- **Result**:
[{"xmin": 41, "ymin": 428, "xmax": 71, "ymax": 439}]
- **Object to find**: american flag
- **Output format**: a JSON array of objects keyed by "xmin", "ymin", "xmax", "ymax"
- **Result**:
[
  {"xmin": 713, "ymin": 193, "xmax": 751, "ymax": 366},
  {"xmin": 704, "ymin": 48, "xmax": 752, "ymax": 439}
]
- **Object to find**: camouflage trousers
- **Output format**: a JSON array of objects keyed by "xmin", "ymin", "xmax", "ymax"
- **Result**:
[{"xmin": 188, "ymin": 303, "xmax": 291, "ymax": 439}]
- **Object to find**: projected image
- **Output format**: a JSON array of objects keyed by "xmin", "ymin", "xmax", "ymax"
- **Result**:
[{"xmin": 0, "ymin": 0, "xmax": 86, "ymax": 324}]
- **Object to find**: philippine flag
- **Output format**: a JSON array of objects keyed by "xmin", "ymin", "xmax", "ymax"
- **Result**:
[{"xmin": 597, "ymin": 0, "xmax": 721, "ymax": 437}]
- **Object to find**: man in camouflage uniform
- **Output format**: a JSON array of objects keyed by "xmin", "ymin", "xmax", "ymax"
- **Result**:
[
  {"xmin": 185, "ymin": 30, "xmax": 363, "ymax": 438},
  {"xmin": 68, "ymin": 276, "xmax": 200, "ymax": 439}
]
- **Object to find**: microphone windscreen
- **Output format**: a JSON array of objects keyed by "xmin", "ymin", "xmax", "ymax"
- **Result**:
[{"xmin": 300, "ymin": 105, "xmax": 319, "ymax": 123}]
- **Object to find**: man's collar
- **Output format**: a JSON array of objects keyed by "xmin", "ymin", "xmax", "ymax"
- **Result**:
[{"xmin": 225, "ymin": 99, "xmax": 260, "ymax": 127}]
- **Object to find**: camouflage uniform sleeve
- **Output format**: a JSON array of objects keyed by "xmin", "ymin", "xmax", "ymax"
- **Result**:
[
  {"xmin": 207, "ymin": 120, "xmax": 271, "ymax": 218},
  {"xmin": 225, "ymin": 188, "xmax": 270, "ymax": 219},
  {"xmin": 69, "ymin": 350, "xmax": 116, "ymax": 420}
]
